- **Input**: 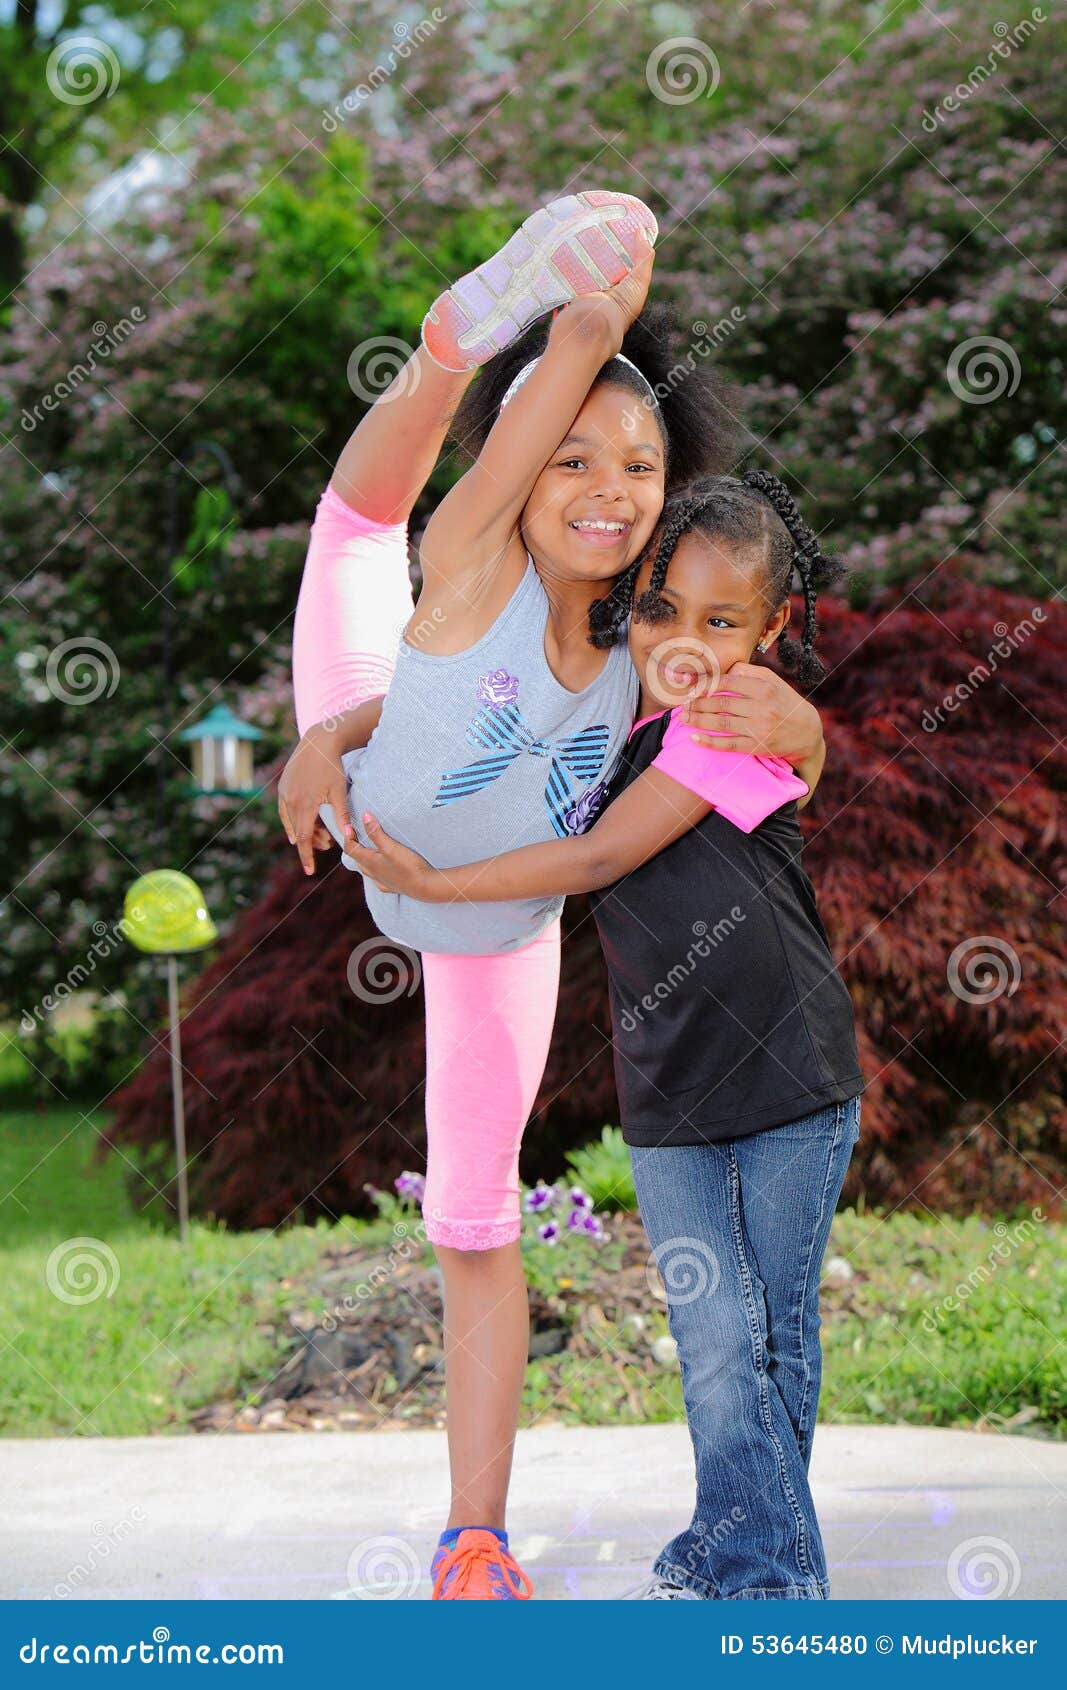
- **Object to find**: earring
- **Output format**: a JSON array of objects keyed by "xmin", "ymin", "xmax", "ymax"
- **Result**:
[{"xmin": 757, "ymin": 639, "xmax": 769, "ymax": 652}]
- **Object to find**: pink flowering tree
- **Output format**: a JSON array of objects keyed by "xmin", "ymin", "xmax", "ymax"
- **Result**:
[{"xmin": 2, "ymin": 0, "xmax": 1061, "ymax": 1152}]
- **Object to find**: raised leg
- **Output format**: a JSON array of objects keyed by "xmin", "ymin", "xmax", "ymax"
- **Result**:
[
  {"xmin": 331, "ymin": 345, "xmax": 475, "ymax": 525},
  {"xmin": 293, "ymin": 188, "xmax": 659, "ymax": 734},
  {"xmin": 291, "ymin": 347, "xmax": 476, "ymax": 738}
]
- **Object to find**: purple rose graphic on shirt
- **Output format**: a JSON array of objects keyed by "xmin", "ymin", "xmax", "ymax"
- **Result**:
[
  {"xmin": 436, "ymin": 672, "xmax": 612, "ymax": 838},
  {"xmin": 476, "ymin": 669, "xmax": 520, "ymax": 709},
  {"xmin": 563, "ymin": 778, "xmax": 608, "ymax": 835}
]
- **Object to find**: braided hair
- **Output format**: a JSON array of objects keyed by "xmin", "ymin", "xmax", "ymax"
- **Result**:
[
  {"xmin": 446, "ymin": 301, "xmax": 743, "ymax": 494},
  {"xmin": 588, "ymin": 468, "xmax": 846, "ymax": 686}
]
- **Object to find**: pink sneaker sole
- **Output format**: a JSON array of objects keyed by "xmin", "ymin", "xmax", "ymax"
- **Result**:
[{"xmin": 421, "ymin": 190, "xmax": 658, "ymax": 373}]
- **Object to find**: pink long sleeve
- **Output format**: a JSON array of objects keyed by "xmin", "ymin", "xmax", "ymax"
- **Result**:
[{"xmin": 651, "ymin": 706, "xmax": 809, "ymax": 832}]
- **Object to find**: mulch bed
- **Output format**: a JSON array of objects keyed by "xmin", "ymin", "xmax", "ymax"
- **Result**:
[{"xmin": 191, "ymin": 1213, "xmax": 673, "ymax": 1433}]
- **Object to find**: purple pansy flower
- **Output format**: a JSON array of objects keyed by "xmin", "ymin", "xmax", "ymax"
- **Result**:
[
  {"xmin": 563, "ymin": 779, "xmax": 608, "ymax": 835},
  {"xmin": 524, "ymin": 1180, "xmax": 560, "ymax": 1213},
  {"xmin": 476, "ymin": 669, "xmax": 520, "ymax": 709},
  {"xmin": 539, "ymin": 1221, "xmax": 559, "ymax": 1245},
  {"xmin": 394, "ymin": 1171, "xmax": 425, "ymax": 1204},
  {"xmin": 569, "ymin": 1186, "xmax": 593, "ymax": 1210}
]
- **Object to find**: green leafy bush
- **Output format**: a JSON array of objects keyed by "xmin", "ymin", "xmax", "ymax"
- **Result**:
[{"xmin": 564, "ymin": 1127, "xmax": 637, "ymax": 1213}]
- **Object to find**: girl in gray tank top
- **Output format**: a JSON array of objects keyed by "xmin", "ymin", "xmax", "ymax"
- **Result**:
[
  {"xmin": 290, "ymin": 204, "xmax": 744, "ymax": 967},
  {"xmin": 339, "ymin": 550, "xmax": 638, "ymax": 954}
]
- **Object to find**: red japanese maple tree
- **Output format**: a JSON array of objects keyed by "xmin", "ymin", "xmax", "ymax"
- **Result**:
[{"xmin": 103, "ymin": 567, "xmax": 1065, "ymax": 1226}]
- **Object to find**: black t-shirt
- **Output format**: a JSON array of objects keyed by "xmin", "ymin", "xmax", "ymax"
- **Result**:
[{"xmin": 587, "ymin": 712, "xmax": 865, "ymax": 1147}]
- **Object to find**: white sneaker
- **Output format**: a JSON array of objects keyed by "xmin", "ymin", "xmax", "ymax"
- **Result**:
[
  {"xmin": 422, "ymin": 190, "xmax": 658, "ymax": 372},
  {"xmin": 622, "ymin": 1574, "xmax": 701, "ymax": 1599}
]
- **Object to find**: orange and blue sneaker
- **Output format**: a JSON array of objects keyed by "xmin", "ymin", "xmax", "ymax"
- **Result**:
[
  {"xmin": 430, "ymin": 1526, "xmax": 533, "ymax": 1600},
  {"xmin": 421, "ymin": 189, "xmax": 658, "ymax": 372}
]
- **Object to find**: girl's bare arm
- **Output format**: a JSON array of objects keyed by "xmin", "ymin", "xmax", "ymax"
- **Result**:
[
  {"xmin": 347, "ymin": 765, "xmax": 712, "ymax": 902},
  {"xmin": 278, "ymin": 697, "xmax": 385, "ymax": 875},
  {"xmin": 419, "ymin": 236, "xmax": 655, "ymax": 586}
]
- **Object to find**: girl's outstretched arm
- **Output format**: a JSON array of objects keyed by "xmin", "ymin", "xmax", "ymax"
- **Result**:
[
  {"xmin": 349, "ymin": 718, "xmax": 808, "ymax": 900},
  {"xmin": 419, "ymin": 235, "xmax": 655, "ymax": 584},
  {"xmin": 349, "ymin": 767, "xmax": 713, "ymax": 902}
]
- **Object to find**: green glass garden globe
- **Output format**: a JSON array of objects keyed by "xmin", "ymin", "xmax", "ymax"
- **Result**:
[{"xmin": 123, "ymin": 870, "xmax": 219, "ymax": 955}]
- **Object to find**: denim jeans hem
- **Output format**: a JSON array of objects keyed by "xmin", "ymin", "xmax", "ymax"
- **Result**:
[
  {"xmin": 655, "ymin": 1558, "xmax": 829, "ymax": 1601},
  {"xmin": 653, "ymin": 1558, "xmax": 718, "ymax": 1599},
  {"xmin": 725, "ymin": 1582, "xmax": 829, "ymax": 1600}
]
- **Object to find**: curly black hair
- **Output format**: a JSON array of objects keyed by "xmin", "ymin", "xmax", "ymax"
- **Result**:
[
  {"xmin": 588, "ymin": 468, "xmax": 847, "ymax": 687},
  {"xmin": 446, "ymin": 300, "xmax": 743, "ymax": 494}
]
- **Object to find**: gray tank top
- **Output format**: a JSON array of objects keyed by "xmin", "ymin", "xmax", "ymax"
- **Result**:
[{"xmin": 333, "ymin": 554, "xmax": 638, "ymax": 955}]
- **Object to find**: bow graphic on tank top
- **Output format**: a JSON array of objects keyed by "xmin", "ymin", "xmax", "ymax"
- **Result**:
[{"xmin": 433, "ymin": 669, "xmax": 611, "ymax": 838}]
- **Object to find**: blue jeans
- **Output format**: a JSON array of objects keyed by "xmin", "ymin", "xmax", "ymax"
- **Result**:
[{"xmin": 629, "ymin": 1095, "xmax": 862, "ymax": 1600}]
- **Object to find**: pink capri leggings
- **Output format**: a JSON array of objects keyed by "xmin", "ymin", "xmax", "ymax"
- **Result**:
[{"xmin": 293, "ymin": 483, "xmax": 561, "ymax": 1251}]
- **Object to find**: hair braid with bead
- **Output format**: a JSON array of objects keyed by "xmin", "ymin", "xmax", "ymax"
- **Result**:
[{"xmin": 589, "ymin": 469, "xmax": 845, "ymax": 686}]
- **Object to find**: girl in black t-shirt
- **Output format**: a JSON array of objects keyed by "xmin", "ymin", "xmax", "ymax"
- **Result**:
[{"xmin": 349, "ymin": 471, "xmax": 865, "ymax": 1600}]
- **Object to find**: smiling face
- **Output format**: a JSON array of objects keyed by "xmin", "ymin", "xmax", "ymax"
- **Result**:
[
  {"xmin": 627, "ymin": 528, "xmax": 791, "ymax": 715},
  {"xmin": 519, "ymin": 382, "xmax": 667, "ymax": 583}
]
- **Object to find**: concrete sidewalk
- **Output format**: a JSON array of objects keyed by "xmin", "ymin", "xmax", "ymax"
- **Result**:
[{"xmin": 2, "ymin": 1424, "xmax": 1063, "ymax": 1600}]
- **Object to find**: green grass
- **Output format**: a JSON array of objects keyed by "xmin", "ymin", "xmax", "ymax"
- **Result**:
[
  {"xmin": 818, "ymin": 1207, "xmax": 1066, "ymax": 1435},
  {"xmin": 3, "ymin": 1215, "xmax": 338, "ymax": 1437},
  {"xmin": 0, "ymin": 1106, "xmax": 139, "ymax": 1247},
  {"xmin": 0, "ymin": 1107, "xmax": 394, "ymax": 1435},
  {"xmin": 1, "ymin": 1109, "xmax": 1063, "ymax": 1438},
  {"xmin": 522, "ymin": 1208, "xmax": 1066, "ymax": 1436}
]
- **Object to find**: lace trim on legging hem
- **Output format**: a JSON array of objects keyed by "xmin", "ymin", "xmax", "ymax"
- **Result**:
[{"xmin": 423, "ymin": 1215, "xmax": 522, "ymax": 1251}]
